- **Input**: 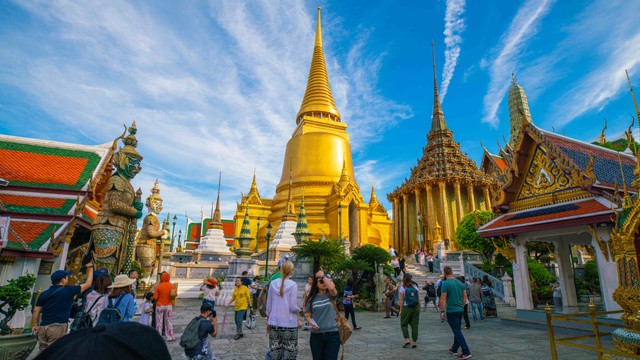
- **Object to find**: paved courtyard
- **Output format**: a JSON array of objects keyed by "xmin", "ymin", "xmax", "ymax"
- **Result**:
[{"xmin": 161, "ymin": 299, "xmax": 608, "ymax": 360}]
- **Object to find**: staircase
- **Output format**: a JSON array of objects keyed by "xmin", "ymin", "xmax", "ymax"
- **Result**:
[{"xmin": 404, "ymin": 261, "xmax": 441, "ymax": 286}]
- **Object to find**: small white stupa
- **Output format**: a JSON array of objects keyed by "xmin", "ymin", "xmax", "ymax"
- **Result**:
[
  {"xmin": 270, "ymin": 171, "xmax": 298, "ymax": 250},
  {"xmin": 196, "ymin": 173, "xmax": 233, "ymax": 255}
]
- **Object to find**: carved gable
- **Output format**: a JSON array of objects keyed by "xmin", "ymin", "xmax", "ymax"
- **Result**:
[{"xmin": 517, "ymin": 145, "xmax": 574, "ymax": 201}]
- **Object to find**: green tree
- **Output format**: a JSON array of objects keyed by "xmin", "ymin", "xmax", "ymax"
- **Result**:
[
  {"xmin": 352, "ymin": 244, "xmax": 392, "ymax": 269},
  {"xmin": 0, "ymin": 274, "xmax": 36, "ymax": 334},
  {"xmin": 336, "ymin": 258, "xmax": 372, "ymax": 290},
  {"xmin": 455, "ymin": 210, "xmax": 495, "ymax": 264},
  {"xmin": 292, "ymin": 238, "xmax": 345, "ymax": 274}
]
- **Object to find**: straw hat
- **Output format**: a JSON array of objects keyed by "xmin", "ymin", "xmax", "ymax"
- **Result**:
[
  {"xmin": 108, "ymin": 274, "xmax": 136, "ymax": 288},
  {"xmin": 203, "ymin": 276, "xmax": 218, "ymax": 286}
]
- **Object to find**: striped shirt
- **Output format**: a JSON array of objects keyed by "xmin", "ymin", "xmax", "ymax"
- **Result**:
[{"xmin": 305, "ymin": 293, "xmax": 337, "ymax": 333}]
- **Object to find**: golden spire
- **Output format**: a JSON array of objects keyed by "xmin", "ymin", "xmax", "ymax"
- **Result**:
[
  {"xmin": 430, "ymin": 40, "xmax": 448, "ymax": 132},
  {"xmin": 339, "ymin": 159, "xmax": 350, "ymax": 185},
  {"xmin": 369, "ymin": 183, "xmax": 378, "ymax": 203},
  {"xmin": 209, "ymin": 172, "xmax": 223, "ymax": 230},
  {"xmin": 508, "ymin": 73, "xmax": 533, "ymax": 146},
  {"xmin": 626, "ymin": 69, "xmax": 640, "ymax": 121},
  {"xmin": 282, "ymin": 162, "xmax": 297, "ymax": 221},
  {"xmin": 296, "ymin": 7, "xmax": 341, "ymax": 124},
  {"xmin": 248, "ymin": 168, "xmax": 259, "ymax": 196},
  {"xmin": 599, "ymin": 118, "xmax": 607, "ymax": 144}
]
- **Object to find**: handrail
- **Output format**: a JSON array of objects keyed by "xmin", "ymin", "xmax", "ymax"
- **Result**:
[
  {"xmin": 463, "ymin": 262, "xmax": 504, "ymax": 299},
  {"xmin": 546, "ymin": 302, "xmax": 640, "ymax": 359}
]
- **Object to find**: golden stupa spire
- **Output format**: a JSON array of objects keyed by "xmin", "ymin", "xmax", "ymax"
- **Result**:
[
  {"xmin": 369, "ymin": 183, "xmax": 377, "ymax": 203},
  {"xmin": 339, "ymin": 158, "xmax": 350, "ymax": 185},
  {"xmin": 209, "ymin": 172, "xmax": 223, "ymax": 230},
  {"xmin": 282, "ymin": 162, "xmax": 297, "ymax": 221},
  {"xmin": 296, "ymin": 7, "xmax": 341, "ymax": 124},
  {"xmin": 430, "ymin": 40, "xmax": 448, "ymax": 132}
]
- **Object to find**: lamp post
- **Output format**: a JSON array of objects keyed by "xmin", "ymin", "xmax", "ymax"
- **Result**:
[
  {"xmin": 177, "ymin": 229, "xmax": 182, "ymax": 252},
  {"xmin": 264, "ymin": 223, "xmax": 272, "ymax": 278},
  {"xmin": 417, "ymin": 211, "xmax": 424, "ymax": 251},
  {"xmin": 255, "ymin": 216, "xmax": 261, "ymax": 253},
  {"xmin": 337, "ymin": 203, "xmax": 342, "ymax": 241},
  {"xmin": 170, "ymin": 215, "xmax": 177, "ymax": 252}
]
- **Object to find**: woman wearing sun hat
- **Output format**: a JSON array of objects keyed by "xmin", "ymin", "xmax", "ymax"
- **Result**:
[
  {"xmin": 108, "ymin": 274, "xmax": 138, "ymax": 322},
  {"xmin": 200, "ymin": 276, "xmax": 220, "ymax": 311}
]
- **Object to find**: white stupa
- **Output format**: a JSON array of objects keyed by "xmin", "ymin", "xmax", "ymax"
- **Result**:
[
  {"xmin": 270, "ymin": 173, "xmax": 298, "ymax": 250},
  {"xmin": 196, "ymin": 173, "xmax": 233, "ymax": 255}
]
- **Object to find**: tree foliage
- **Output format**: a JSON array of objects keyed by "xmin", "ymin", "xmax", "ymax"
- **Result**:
[
  {"xmin": 292, "ymin": 238, "xmax": 345, "ymax": 274},
  {"xmin": 352, "ymin": 244, "xmax": 391, "ymax": 268},
  {"xmin": 528, "ymin": 258, "xmax": 556, "ymax": 297},
  {"xmin": 0, "ymin": 274, "xmax": 36, "ymax": 334},
  {"xmin": 455, "ymin": 210, "xmax": 495, "ymax": 263}
]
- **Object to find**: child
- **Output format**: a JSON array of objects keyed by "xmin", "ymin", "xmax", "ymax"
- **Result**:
[
  {"xmin": 139, "ymin": 292, "xmax": 154, "ymax": 326},
  {"xmin": 200, "ymin": 277, "xmax": 220, "ymax": 311}
]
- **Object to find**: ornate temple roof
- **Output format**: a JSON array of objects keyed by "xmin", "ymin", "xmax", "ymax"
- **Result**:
[
  {"xmin": 0, "ymin": 134, "xmax": 113, "ymax": 255},
  {"xmin": 388, "ymin": 44, "xmax": 490, "ymax": 198},
  {"xmin": 296, "ymin": 7, "xmax": 341, "ymax": 124},
  {"xmin": 479, "ymin": 197, "xmax": 616, "ymax": 237}
]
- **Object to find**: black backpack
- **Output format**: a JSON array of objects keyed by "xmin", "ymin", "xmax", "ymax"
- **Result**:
[
  {"xmin": 426, "ymin": 284, "xmax": 436, "ymax": 298},
  {"xmin": 180, "ymin": 316, "xmax": 204, "ymax": 350},
  {"xmin": 70, "ymin": 295, "xmax": 104, "ymax": 332},
  {"xmin": 96, "ymin": 296, "xmax": 124, "ymax": 326}
]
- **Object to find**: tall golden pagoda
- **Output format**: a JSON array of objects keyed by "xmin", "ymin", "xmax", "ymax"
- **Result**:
[
  {"xmin": 234, "ymin": 8, "xmax": 392, "ymax": 251},
  {"xmin": 387, "ymin": 43, "xmax": 496, "ymax": 254}
]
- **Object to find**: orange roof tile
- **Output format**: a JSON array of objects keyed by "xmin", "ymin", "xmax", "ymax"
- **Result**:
[{"xmin": 0, "ymin": 149, "xmax": 89, "ymax": 186}]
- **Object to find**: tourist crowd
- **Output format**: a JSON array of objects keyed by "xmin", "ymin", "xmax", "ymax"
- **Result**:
[{"xmin": 28, "ymin": 253, "xmax": 499, "ymax": 360}]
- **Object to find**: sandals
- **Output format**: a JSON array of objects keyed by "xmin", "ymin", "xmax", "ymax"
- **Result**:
[{"xmin": 403, "ymin": 342, "xmax": 411, "ymax": 348}]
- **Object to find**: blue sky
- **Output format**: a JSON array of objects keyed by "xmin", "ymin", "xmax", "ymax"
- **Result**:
[{"xmin": 1, "ymin": 0, "xmax": 639, "ymax": 236}]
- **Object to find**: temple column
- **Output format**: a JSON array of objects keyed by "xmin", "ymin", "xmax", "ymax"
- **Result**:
[
  {"xmin": 483, "ymin": 186, "xmax": 491, "ymax": 211},
  {"xmin": 439, "ymin": 182, "xmax": 450, "ymax": 242},
  {"xmin": 414, "ymin": 188, "xmax": 422, "ymax": 248},
  {"xmin": 425, "ymin": 184, "xmax": 434, "ymax": 249},
  {"xmin": 454, "ymin": 182, "xmax": 463, "ymax": 223},
  {"xmin": 512, "ymin": 236, "xmax": 533, "ymax": 310},
  {"xmin": 402, "ymin": 193, "xmax": 409, "ymax": 254},
  {"xmin": 467, "ymin": 184, "xmax": 476, "ymax": 213},
  {"xmin": 554, "ymin": 237, "xmax": 578, "ymax": 308},
  {"xmin": 393, "ymin": 198, "xmax": 400, "ymax": 250},
  {"xmin": 590, "ymin": 226, "xmax": 620, "ymax": 311}
]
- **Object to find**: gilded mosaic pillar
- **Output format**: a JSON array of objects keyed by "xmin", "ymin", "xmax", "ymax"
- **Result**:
[
  {"xmin": 439, "ymin": 182, "xmax": 450, "ymax": 241},
  {"xmin": 483, "ymin": 186, "xmax": 491, "ymax": 211},
  {"xmin": 467, "ymin": 184, "xmax": 476, "ymax": 213},
  {"xmin": 425, "ymin": 184, "xmax": 434, "ymax": 247},
  {"xmin": 402, "ymin": 193, "xmax": 409, "ymax": 253},
  {"xmin": 393, "ymin": 197, "xmax": 400, "ymax": 249},
  {"xmin": 454, "ymin": 182, "xmax": 463, "ymax": 222}
]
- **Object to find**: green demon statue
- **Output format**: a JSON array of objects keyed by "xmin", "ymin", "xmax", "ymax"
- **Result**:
[{"xmin": 87, "ymin": 121, "xmax": 143, "ymax": 275}]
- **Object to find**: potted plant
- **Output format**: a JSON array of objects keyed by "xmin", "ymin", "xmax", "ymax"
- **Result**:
[{"xmin": 0, "ymin": 274, "xmax": 38, "ymax": 360}]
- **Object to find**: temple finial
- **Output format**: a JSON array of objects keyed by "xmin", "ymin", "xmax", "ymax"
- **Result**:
[
  {"xmin": 626, "ymin": 69, "xmax": 640, "ymax": 123},
  {"xmin": 430, "ymin": 40, "xmax": 447, "ymax": 132},
  {"xmin": 599, "ymin": 118, "xmax": 607, "ymax": 144},
  {"xmin": 296, "ymin": 7, "xmax": 340, "ymax": 123},
  {"xmin": 512, "ymin": 72, "xmax": 517, "ymax": 85},
  {"xmin": 209, "ymin": 172, "xmax": 223, "ymax": 230}
]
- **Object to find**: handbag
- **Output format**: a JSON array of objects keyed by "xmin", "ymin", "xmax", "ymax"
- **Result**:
[
  {"xmin": 70, "ymin": 295, "xmax": 104, "ymax": 332},
  {"xmin": 330, "ymin": 297, "xmax": 352, "ymax": 360}
]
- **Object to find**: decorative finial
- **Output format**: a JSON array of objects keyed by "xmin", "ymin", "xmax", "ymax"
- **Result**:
[
  {"xmin": 599, "ymin": 118, "xmax": 607, "ymax": 144},
  {"xmin": 626, "ymin": 69, "xmax": 640, "ymax": 121},
  {"xmin": 512, "ymin": 72, "xmax": 517, "ymax": 85}
]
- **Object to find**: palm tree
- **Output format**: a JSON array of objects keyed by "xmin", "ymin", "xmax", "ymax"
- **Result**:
[{"xmin": 292, "ymin": 238, "xmax": 344, "ymax": 274}]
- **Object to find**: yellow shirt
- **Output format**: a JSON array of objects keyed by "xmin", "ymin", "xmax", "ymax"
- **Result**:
[{"xmin": 231, "ymin": 285, "xmax": 251, "ymax": 311}]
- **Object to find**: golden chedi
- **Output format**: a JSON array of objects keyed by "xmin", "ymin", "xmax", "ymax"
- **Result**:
[{"xmin": 234, "ymin": 8, "xmax": 392, "ymax": 251}]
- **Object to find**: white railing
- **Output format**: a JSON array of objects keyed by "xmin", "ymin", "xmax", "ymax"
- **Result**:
[{"xmin": 463, "ymin": 262, "xmax": 504, "ymax": 299}]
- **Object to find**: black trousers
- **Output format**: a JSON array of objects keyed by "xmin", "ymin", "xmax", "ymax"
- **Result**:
[
  {"xmin": 344, "ymin": 304, "xmax": 357, "ymax": 327},
  {"xmin": 463, "ymin": 304, "xmax": 470, "ymax": 328}
]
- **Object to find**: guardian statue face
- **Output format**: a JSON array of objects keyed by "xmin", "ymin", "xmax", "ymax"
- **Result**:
[
  {"xmin": 119, "ymin": 156, "xmax": 141, "ymax": 180},
  {"xmin": 147, "ymin": 199, "xmax": 163, "ymax": 215}
]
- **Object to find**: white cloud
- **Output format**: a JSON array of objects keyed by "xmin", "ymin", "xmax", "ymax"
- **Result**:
[
  {"xmin": 481, "ymin": 0, "xmax": 555, "ymax": 127},
  {"xmin": 440, "ymin": 0, "xmax": 466, "ymax": 103},
  {"xmin": 0, "ymin": 1, "xmax": 410, "ymax": 223}
]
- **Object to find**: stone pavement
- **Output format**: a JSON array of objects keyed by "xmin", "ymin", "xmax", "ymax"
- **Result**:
[{"xmin": 162, "ymin": 299, "xmax": 608, "ymax": 359}]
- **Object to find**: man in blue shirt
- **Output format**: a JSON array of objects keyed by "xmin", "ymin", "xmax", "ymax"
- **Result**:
[
  {"xmin": 31, "ymin": 262, "xmax": 94, "ymax": 353},
  {"xmin": 439, "ymin": 266, "xmax": 472, "ymax": 359}
]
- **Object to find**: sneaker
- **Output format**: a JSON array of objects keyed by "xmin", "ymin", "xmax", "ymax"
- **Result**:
[
  {"xmin": 457, "ymin": 354, "xmax": 472, "ymax": 359},
  {"xmin": 354, "ymin": 326, "xmax": 362, "ymax": 330},
  {"xmin": 234, "ymin": 334, "xmax": 242, "ymax": 340},
  {"xmin": 448, "ymin": 349, "xmax": 458, "ymax": 356}
]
